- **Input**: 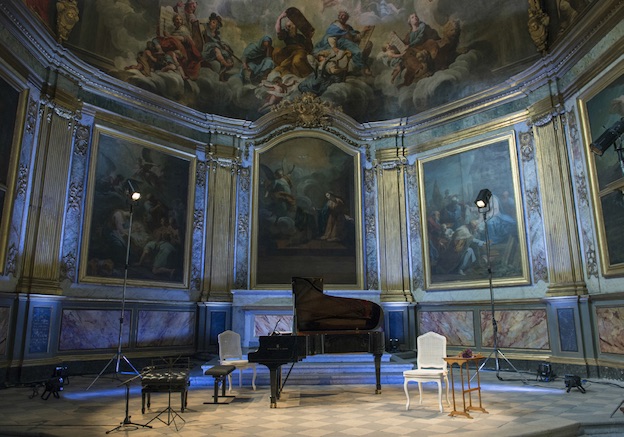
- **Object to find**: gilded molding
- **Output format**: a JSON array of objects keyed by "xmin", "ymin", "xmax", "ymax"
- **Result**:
[
  {"xmin": 321, "ymin": 127, "xmax": 361, "ymax": 148},
  {"xmin": 73, "ymin": 124, "xmax": 89, "ymax": 156},
  {"xmin": 273, "ymin": 92, "xmax": 341, "ymax": 128},
  {"xmin": 528, "ymin": 102, "xmax": 565, "ymax": 128},
  {"xmin": 375, "ymin": 147, "xmax": 407, "ymax": 170},
  {"xmin": 40, "ymin": 96, "xmax": 75, "ymax": 124}
]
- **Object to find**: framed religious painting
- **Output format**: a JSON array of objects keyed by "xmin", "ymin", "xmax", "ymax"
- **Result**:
[
  {"xmin": 79, "ymin": 126, "xmax": 195, "ymax": 287},
  {"xmin": 251, "ymin": 131, "xmax": 363, "ymax": 288},
  {"xmin": 579, "ymin": 60, "xmax": 624, "ymax": 276},
  {"xmin": 419, "ymin": 133, "xmax": 529, "ymax": 290}
]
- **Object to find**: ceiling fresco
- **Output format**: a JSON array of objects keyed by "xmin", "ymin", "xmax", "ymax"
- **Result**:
[{"xmin": 57, "ymin": 0, "xmax": 589, "ymax": 123}]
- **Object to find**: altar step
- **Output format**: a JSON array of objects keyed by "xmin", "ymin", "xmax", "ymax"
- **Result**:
[{"xmin": 191, "ymin": 353, "xmax": 415, "ymax": 387}]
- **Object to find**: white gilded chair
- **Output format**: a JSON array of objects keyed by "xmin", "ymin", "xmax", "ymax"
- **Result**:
[
  {"xmin": 403, "ymin": 331, "xmax": 450, "ymax": 412},
  {"xmin": 218, "ymin": 330, "xmax": 256, "ymax": 392}
]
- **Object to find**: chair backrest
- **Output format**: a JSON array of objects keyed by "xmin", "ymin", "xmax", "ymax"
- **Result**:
[
  {"xmin": 416, "ymin": 331, "xmax": 447, "ymax": 370},
  {"xmin": 218, "ymin": 330, "xmax": 243, "ymax": 361}
]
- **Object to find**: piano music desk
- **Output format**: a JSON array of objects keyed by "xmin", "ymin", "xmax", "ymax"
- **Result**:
[{"xmin": 443, "ymin": 355, "xmax": 488, "ymax": 419}]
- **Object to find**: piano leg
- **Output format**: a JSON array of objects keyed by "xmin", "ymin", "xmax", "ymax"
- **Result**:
[
  {"xmin": 268, "ymin": 364, "xmax": 282, "ymax": 408},
  {"xmin": 374, "ymin": 353, "xmax": 382, "ymax": 394}
]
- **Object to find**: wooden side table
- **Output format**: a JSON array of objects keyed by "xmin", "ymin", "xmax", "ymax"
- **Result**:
[{"xmin": 443, "ymin": 355, "xmax": 488, "ymax": 419}]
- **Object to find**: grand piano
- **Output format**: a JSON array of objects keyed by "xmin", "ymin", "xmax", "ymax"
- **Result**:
[{"xmin": 248, "ymin": 277, "xmax": 385, "ymax": 408}]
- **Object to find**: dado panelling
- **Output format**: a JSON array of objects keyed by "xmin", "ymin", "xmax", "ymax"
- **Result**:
[
  {"xmin": 59, "ymin": 309, "xmax": 131, "ymax": 351},
  {"xmin": 419, "ymin": 310, "xmax": 475, "ymax": 347},
  {"xmin": 419, "ymin": 308, "xmax": 550, "ymax": 350},
  {"xmin": 59, "ymin": 308, "xmax": 196, "ymax": 351},
  {"xmin": 136, "ymin": 310, "xmax": 195, "ymax": 348},
  {"xmin": 596, "ymin": 307, "xmax": 624, "ymax": 355},
  {"xmin": 481, "ymin": 309, "xmax": 549, "ymax": 350}
]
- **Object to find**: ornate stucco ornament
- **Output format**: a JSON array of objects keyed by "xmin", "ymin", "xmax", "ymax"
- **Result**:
[
  {"xmin": 528, "ymin": 0, "xmax": 550, "ymax": 54},
  {"xmin": 273, "ymin": 92, "xmax": 342, "ymax": 128},
  {"xmin": 56, "ymin": 0, "xmax": 80, "ymax": 44}
]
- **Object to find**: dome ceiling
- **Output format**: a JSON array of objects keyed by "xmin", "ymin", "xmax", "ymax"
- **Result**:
[{"xmin": 39, "ymin": 0, "xmax": 591, "ymax": 123}]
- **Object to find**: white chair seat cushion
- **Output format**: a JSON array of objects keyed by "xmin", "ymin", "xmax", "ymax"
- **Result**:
[
  {"xmin": 222, "ymin": 359, "xmax": 251, "ymax": 367},
  {"xmin": 404, "ymin": 369, "xmax": 445, "ymax": 377}
]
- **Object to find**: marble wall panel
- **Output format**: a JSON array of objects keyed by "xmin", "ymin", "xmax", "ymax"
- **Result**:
[
  {"xmin": 254, "ymin": 315, "xmax": 293, "ymax": 337},
  {"xmin": 59, "ymin": 309, "xmax": 130, "ymax": 351},
  {"xmin": 29, "ymin": 306, "xmax": 51, "ymax": 354},
  {"xmin": 557, "ymin": 308, "xmax": 578, "ymax": 352},
  {"xmin": 481, "ymin": 309, "xmax": 549, "ymax": 349},
  {"xmin": 0, "ymin": 306, "xmax": 8, "ymax": 355},
  {"xmin": 136, "ymin": 310, "xmax": 195, "ymax": 348},
  {"xmin": 419, "ymin": 311, "xmax": 475, "ymax": 347},
  {"xmin": 597, "ymin": 307, "xmax": 624, "ymax": 355}
]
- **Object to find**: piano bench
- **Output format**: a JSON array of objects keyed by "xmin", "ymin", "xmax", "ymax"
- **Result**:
[
  {"xmin": 141, "ymin": 369, "xmax": 190, "ymax": 414},
  {"xmin": 203, "ymin": 364, "xmax": 236, "ymax": 404}
]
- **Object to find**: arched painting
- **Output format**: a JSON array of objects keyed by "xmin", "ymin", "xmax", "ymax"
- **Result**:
[{"xmin": 252, "ymin": 134, "xmax": 362, "ymax": 287}]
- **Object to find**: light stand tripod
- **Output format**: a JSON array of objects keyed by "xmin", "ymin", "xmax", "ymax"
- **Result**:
[
  {"xmin": 88, "ymin": 180, "xmax": 142, "ymax": 390},
  {"xmin": 474, "ymin": 189, "xmax": 527, "ymax": 383},
  {"xmin": 106, "ymin": 373, "xmax": 151, "ymax": 434}
]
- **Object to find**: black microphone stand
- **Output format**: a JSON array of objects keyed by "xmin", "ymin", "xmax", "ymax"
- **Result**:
[{"xmin": 106, "ymin": 372, "xmax": 151, "ymax": 434}]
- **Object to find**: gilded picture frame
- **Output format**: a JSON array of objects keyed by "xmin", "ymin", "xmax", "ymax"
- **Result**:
[
  {"xmin": 419, "ymin": 133, "xmax": 529, "ymax": 290},
  {"xmin": 579, "ymin": 60, "xmax": 624, "ymax": 277},
  {"xmin": 0, "ymin": 75, "xmax": 27, "ymax": 276},
  {"xmin": 79, "ymin": 126, "xmax": 195, "ymax": 287},
  {"xmin": 251, "ymin": 131, "xmax": 363, "ymax": 288}
]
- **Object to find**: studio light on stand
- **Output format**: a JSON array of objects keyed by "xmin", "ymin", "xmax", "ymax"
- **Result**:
[
  {"xmin": 88, "ymin": 179, "xmax": 142, "ymax": 390},
  {"xmin": 590, "ymin": 117, "xmax": 624, "ymax": 176},
  {"xmin": 474, "ymin": 188, "xmax": 527, "ymax": 383}
]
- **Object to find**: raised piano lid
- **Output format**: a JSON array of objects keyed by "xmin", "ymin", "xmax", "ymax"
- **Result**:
[{"xmin": 292, "ymin": 277, "xmax": 383, "ymax": 333}]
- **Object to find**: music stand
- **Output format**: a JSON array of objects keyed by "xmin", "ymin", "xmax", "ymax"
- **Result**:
[
  {"xmin": 145, "ymin": 357, "xmax": 187, "ymax": 431},
  {"xmin": 88, "ymin": 180, "xmax": 142, "ymax": 390},
  {"xmin": 473, "ymin": 189, "xmax": 527, "ymax": 383},
  {"xmin": 107, "ymin": 373, "xmax": 152, "ymax": 434}
]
